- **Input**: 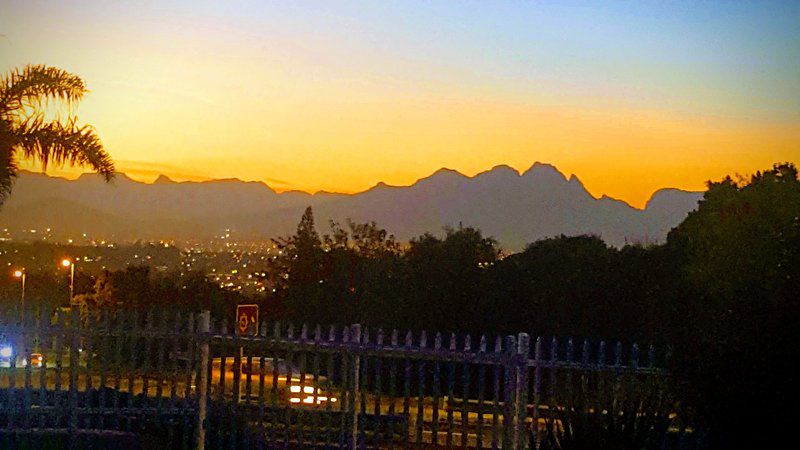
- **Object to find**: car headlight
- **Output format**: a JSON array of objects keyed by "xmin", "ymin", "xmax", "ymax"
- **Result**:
[{"xmin": 0, "ymin": 346, "xmax": 12, "ymax": 358}]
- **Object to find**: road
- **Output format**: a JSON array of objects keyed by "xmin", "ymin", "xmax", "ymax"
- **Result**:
[{"xmin": 0, "ymin": 356, "xmax": 525, "ymax": 447}]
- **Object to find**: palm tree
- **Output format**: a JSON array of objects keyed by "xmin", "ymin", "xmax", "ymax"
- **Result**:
[{"xmin": 0, "ymin": 64, "xmax": 114, "ymax": 205}]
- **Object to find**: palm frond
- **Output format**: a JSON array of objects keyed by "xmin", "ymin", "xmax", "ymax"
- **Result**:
[
  {"xmin": 1, "ymin": 64, "xmax": 87, "ymax": 115},
  {"xmin": 14, "ymin": 117, "xmax": 114, "ymax": 180}
]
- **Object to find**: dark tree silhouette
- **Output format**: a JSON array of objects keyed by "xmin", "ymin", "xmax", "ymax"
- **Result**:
[{"xmin": 667, "ymin": 162, "xmax": 800, "ymax": 447}]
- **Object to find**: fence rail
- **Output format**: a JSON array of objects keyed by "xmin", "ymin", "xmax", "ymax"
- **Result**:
[{"xmin": 0, "ymin": 308, "xmax": 699, "ymax": 449}]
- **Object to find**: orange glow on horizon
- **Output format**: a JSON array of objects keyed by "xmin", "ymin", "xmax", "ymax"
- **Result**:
[
  {"xmin": 5, "ymin": 2, "xmax": 799, "ymax": 209},
  {"xmin": 18, "ymin": 102, "xmax": 800, "ymax": 208}
]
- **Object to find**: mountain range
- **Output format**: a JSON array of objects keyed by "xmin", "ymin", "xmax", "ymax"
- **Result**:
[{"xmin": 0, "ymin": 163, "xmax": 704, "ymax": 250}]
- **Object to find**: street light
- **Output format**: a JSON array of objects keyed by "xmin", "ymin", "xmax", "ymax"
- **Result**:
[
  {"xmin": 13, "ymin": 269, "xmax": 25, "ymax": 318},
  {"xmin": 61, "ymin": 259, "xmax": 74, "ymax": 304}
]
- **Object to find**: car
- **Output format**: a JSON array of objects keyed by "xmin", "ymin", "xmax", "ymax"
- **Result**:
[
  {"xmin": 0, "ymin": 335, "xmax": 46, "ymax": 369},
  {"xmin": 22, "ymin": 353, "xmax": 44, "ymax": 368},
  {"xmin": 0, "ymin": 341, "xmax": 13, "ymax": 368},
  {"xmin": 213, "ymin": 356, "xmax": 339, "ymax": 407}
]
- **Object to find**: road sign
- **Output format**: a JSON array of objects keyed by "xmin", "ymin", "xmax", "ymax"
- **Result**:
[{"xmin": 236, "ymin": 304, "xmax": 259, "ymax": 336}]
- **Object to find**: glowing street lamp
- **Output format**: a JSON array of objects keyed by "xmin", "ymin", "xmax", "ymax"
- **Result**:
[
  {"xmin": 13, "ymin": 269, "xmax": 25, "ymax": 315},
  {"xmin": 61, "ymin": 259, "xmax": 75, "ymax": 304}
]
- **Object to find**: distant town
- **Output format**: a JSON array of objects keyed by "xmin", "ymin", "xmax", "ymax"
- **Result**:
[{"xmin": 1, "ymin": 227, "xmax": 277, "ymax": 295}]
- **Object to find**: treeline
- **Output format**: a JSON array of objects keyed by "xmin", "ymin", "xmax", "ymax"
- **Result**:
[{"xmin": 270, "ymin": 213, "xmax": 682, "ymax": 343}]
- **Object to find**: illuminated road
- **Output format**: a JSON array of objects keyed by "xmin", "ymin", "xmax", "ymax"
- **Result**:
[{"xmin": 1, "ymin": 358, "xmax": 523, "ymax": 447}]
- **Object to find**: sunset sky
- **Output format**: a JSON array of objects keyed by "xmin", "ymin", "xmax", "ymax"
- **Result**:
[{"xmin": 2, "ymin": 0, "xmax": 798, "ymax": 207}]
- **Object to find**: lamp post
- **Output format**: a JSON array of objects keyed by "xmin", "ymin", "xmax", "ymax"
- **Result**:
[
  {"xmin": 13, "ymin": 269, "xmax": 25, "ymax": 319},
  {"xmin": 61, "ymin": 259, "xmax": 74, "ymax": 304}
]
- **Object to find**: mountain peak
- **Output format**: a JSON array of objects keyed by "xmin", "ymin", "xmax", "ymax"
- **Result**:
[
  {"xmin": 489, "ymin": 164, "xmax": 519, "ymax": 175},
  {"xmin": 153, "ymin": 174, "xmax": 174, "ymax": 184},
  {"xmin": 645, "ymin": 188, "xmax": 704, "ymax": 212},
  {"xmin": 522, "ymin": 162, "xmax": 567, "ymax": 182},
  {"xmin": 78, "ymin": 171, "xmax": 133, "ymax": 183},
  {"xmin": 414, "ymin": 167, "xmax": 469, "ymax": 186},
  {"xmin": 368, "ymin": 181, "xmax": 394, "ymax": 191},
  {"xmin": 567, "ymin": 173, "xmax": 590, "ymax": 194},
  {"xmin": 433, "ymin": 167, "xmax": 465, "ymax": 177}
]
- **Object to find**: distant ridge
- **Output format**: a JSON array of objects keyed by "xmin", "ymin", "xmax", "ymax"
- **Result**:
[{"xmin": 1, "ymin": 164, "xmax": 703, "ymax": 250}]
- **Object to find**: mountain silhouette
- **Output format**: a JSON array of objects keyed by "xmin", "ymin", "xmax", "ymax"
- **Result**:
[{"xmin": 0, "ymin": 164, "xmax": 703, "ymax": 250}]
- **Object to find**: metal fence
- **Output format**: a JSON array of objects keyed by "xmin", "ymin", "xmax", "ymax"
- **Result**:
[{"xmin": 0, "ymin": 308, "xmax": 700, "ymax": 449}]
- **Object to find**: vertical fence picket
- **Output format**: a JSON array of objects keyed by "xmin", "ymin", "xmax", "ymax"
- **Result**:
[
  {"xmin": 549, "ymin": 338, "xmax": 558, "ymax": 409},
  {"xmin": 324, "ymin": 324, "xmax": 337, "ymax": 448},
  {"xmin": 454, "ymin": 334, "xmax": 473, "ymax": 448},
  {"xmin": 565, "ymin": 338, "xmax": 574, "ymax": 412},
  {"xmin": 270, "ymin": 321, "xmax": 282, "ymax": 446},
  {"xmin": 215, "ymin": 318, "xmax": 227, "ymax": 449},
  {"xmin": 328, "ymin": 327, "xmax": 350, "ymax": 448},
  {"xmin": 230, "ymin": 319, "xmax": 243, "ymax": 449},
  {"xmin": 476, "ymin": 335, "xmax": 487, "ymax": 450},
  {"xmin": 124, "ymin": 310, "xmax": 140, "ymax": 433},
  {"xmin": 37, "ymin": 307, "xmax": 50, "ymax": 429},
  {"xmin": 308, "ymin": 325, "xmax": 322, "ymax": 447},
  {"xmin": 372, "ymin": 328, "xmax": 385, "ymax": 449},
  {"xmin": 22, "ymin": 307, "xmax": 33, "ymax": 431},
  {"xmin": 180, "ymin": 312, "xmax": 195, "ymax": 450},
  {"xmin": 532, "ymin": 337, "xmax": 542, "ymax": 450},
  {"xmin": 284, "ymin": 323, "xmax": 298, "ymax": 448},
  {"xmin": 415, "ymin": 330, "xmax": 427, "ymax": 446},
  {"xmin": 168, "ymin": 312, "xmax": 181, "ymax": 445},
  {"xmin": 296, "ymin": 324, "xmax": 309, "ymax": 447},
  {"xmin": 67, "ymin": 307, "xmax": 80, "ymax": 446},
  {"xmin": 387, "ymin": 329, "xmax": 399, "ymax": 450},
  {"xmin": 596, "ymin": 340, "xmax": 606, "ymax": 407},
  {"xmin": 243, "ymin": 331, "xmax": 253, "ymax": 440},
  {"xmin": 7, "ymin": 314, "xmax": 17, "ymax": 434},
  {"xmin": 256, "ymin": 320, "xmax": 268, "ymax": 449},
  {"xmin": 502, "ymin": 335, "xmax": 517, "ymax": 449},
  {"xmin": 53, "ymin": 309, "xmax": 65, "ymax": 430},
  {"xmin": 491, "ymin": 336, "xmax": 502, "ymax": 450},
  {"xmin": 155, "ymin": 310, "xmax": 167, "ymax": 424},
  {"xmin": 6, "ymin": 311, "xmax": 16, "ymax": 430},
  {"xmin": 461, "ymin": 334, "xmax": 472, "ymax": 449},
  {"xmin": 98, "ymin": 310, "xmax": 112, "ymax": 429},
  {"xmin": 515, "ymin": 333, "xmax": 530, "ymax": 450},
  {"xmin": 337, "ymin": 325, "xmax": 351, "ymax": 448},
  {"xmin": 357, "ymin": 326, "xmax": 368, "ymax": 450},
  {"xmin": 195, "ymin": 311, "xmax": 210, "ymax": 450},
  {"xmin": 431, "ymin": 332, "xmax": 442, "ymax": 447},
  {"xmin": 445, "ymin": 333, "xmax": 456, "ymax": 449},
  {"xmin": 82, "ymin": 312, "xmax": 94, "ymax": 431},
  {"xmin": 140, "ymin": 310, "xmax": 155, "ymax": 427},
  {"xmin": 350, "ymin": 323, "xmax": 362, "ymax": 450}
]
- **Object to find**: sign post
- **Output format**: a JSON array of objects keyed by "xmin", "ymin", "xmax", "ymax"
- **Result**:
[{"xmin": 235, "ymin": 304, "xmax": 258, "ymax": 402}]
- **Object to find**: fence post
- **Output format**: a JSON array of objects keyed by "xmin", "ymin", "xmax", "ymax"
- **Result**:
[
  {"xmin": 531, "ymin": 337, "xmax": 542, "ymax": 449},
  {"xmin": 195, "ymin": 310, "xmax": 211, "ymax": 450},
  {"xmin": 350, "ymin": 324, "xmax": 362, "ymax": 450},
  {"xmin": 503, "ymin": 335, "xmax": 517, "ymax": 449},
  {"xmin": 515, "ymin": 333, "xmax": 530, "ymax": 450},
  {"xmin": 68, "ymin": 307, "xmax": 80, "ymax": 448}
]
